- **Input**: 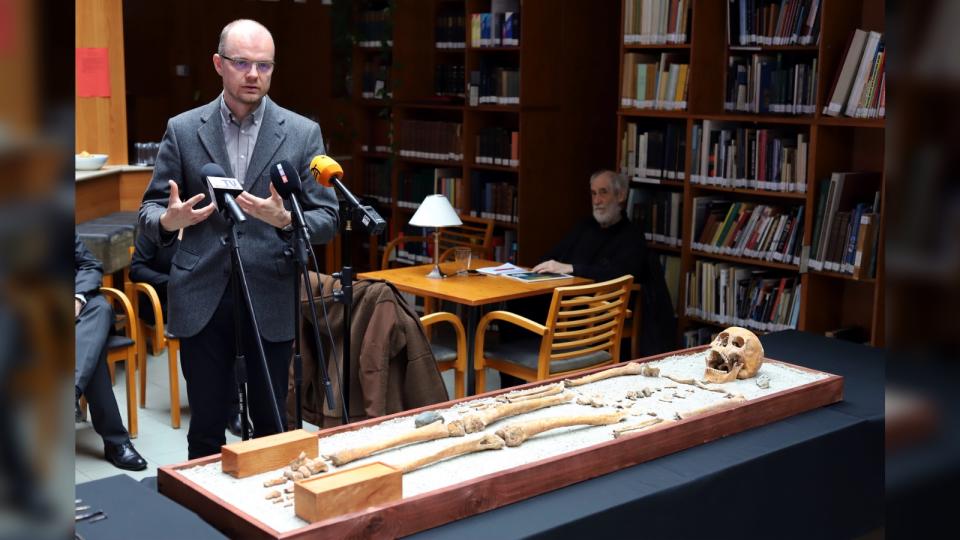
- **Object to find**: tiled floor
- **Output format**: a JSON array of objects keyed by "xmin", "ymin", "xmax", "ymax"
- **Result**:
[{"xmin": 75, "ymin": 350, "xmax": 501, "ymax": 483}]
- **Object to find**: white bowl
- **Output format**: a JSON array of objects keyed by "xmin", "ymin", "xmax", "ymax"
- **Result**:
[{"xmin": 75, "ymin": 154, "xmax": 108, "ymax": 171}]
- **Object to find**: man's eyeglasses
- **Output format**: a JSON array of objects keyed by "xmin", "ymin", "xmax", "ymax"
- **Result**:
[{"xmin": 220, "ymin": 54, "xmax": 274, "ymax": 74}]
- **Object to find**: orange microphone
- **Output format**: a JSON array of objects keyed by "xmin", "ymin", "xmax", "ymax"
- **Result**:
[{"xmin": 309, "ymin": 155, "xmax": 386, "ymax": 234}]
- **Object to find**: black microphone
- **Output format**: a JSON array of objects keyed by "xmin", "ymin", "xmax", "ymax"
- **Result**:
[
  {"xmin": 309, "ymin": 155, "xmax": 387, "ymax": 235},
  {"xmin": 269, "ymin": 160, "xmax": 307, "ymax": 233},
  {"xmin": 199, "ymin": 163, "xmax": 246, "ymax": 224}
]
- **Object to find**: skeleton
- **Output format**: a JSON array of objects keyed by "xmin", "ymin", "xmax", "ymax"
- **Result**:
[
  {"xmin": 612, "ymin": 417, "xmax": 666, "ymax": 438},
  {"xmin": 495, "ymin": 411, "xmax": 625, "ymax": 447},
  {"xmin": 461, "ymin": 392, "xmax": 574, "ymax": 433},
  {"xmin": 563, "ymin": 362, "xmax": 642, "ymax": 387},
  {"xmin": 396, "ymin": 434, "xmax": 505, "ymax": 473},
  {"xmin": 327, "ymin": 419, "xmax": 466, "ymax": 466},
  {"xmin": 500, "ymin": 382, "xmax": 565, "ymax": 403},
  {"xmin": 704, "ymin": 327, "xmax": 764, "ymax": 383}
]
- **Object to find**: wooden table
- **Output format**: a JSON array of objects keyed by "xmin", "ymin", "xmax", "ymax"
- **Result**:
[{"xmin": 358, "ymin": 259, "xmax": 591, "ymax": 394}]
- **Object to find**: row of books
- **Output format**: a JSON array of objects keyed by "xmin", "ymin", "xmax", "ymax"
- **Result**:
[
  {"xmin": 470, "ymin": 11, "xmax": 521, "ymax": 47},
  {"xmin": 620, "ymin": 122, "xmax": 687, "ymax": 182},
  {"xmin": 623, "ymin": 0, "xmax": 690, "ymax": 44},
  {"xmin": 691, "ymin": 198, "xmax": 804, "ymax": 265},
  {"xmin": 691, "ymin": 122, "xmax": 808, "ymax": 193},
  {"xmin": 362, "ymin": 161, "xmax": 392, "ymax": 205},
  {"xmin": 627, "ymin": 188, "xmax": 683, "ymax": 248},
  {"xmin": 435, "ymin": 14, "xmax": 466, "ymax": 48},
  {"xmin": 435, "ymin": 64, "xmax": 465, "ymax": 97},
  {"xmin": 660, "ymin": 254, "xmax": 682, "ymax": 315},
  {"xmin": 822, "ymin": 29, "xmax": 885, "ymax": 119},
  {"xmin": 470, "ymin": 67, "xmax": 520, "ymax": 105},
  {"xmin": 728, "ymin": 0, "xmax": 821, "ymax": 46},
  {"xmin": 471, "ymin": 174, "xmax": 518, "ymax": 223},
  {"xmin": 724, "ymin": 54, "xmax": 817, "ymax": 115},
  {"xmin": 685, "ymin": 262, "xmax": 801, "ymax": 333},
  {"xmin": 620, "ymin": 53, "xmax": 689, "ymax": 110},
  {"xmin": 396, "ymin": 170, "xmax": 443, "ymax": 210},
  {"xmin": 357, "ymin": 9, "xmax": 392, "ymax": 47},
  {"xmin": 476, "ymin": 127, "xmax": 519, "ymax": 167},
  {"xmin": 360, "ymin": 58, "xmax": 391, "ymax": 100},
  {"xmin": 397, "ymin": 120, "xmax": 463, "ymax": 163},
  {"xmin": 493, "ymin": 230, "xmax": 519, "ymax": 264},
  {"xmin": 807, "ymin": 172, "xmax": 880, "ymax": 278}
]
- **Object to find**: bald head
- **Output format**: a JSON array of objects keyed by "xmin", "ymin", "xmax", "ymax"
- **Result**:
[{"xmin": 218, "ymin": 19, "xmax": 274, "ymax": 56}]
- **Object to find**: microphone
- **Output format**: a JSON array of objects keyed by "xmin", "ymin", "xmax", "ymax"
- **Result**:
[
  {"xmin": 309, "ymin": 155, "xmax": 386, "ymax": 235},
  {"xmin": 199, "ymin": 163, "xmax": 246, "ymax": 224},
  {"xmin": 269, "ymin": 160, "xmax": 307, "ymax": 233}
]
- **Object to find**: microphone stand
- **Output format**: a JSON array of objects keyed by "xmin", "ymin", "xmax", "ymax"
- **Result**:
[
  {"xmin": 285, "ymin": 196, "xmax": 345, "ymax": 426},
  {"xmin": 331, "ymin": 202, "xmax": 355, "ymax": 426},
  {"xmin": 222, "ymin": 206, "xmax": 285, "ymax": 436}
]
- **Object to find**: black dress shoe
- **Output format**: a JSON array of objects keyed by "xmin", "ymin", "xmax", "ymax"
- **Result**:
[
  {"xmin": 104, "ymin": 441, "xmax": 147, "ymax": 471},
  {"xmin": 226, "ymin": 414, "xmax": 244, "ymax": 438}
]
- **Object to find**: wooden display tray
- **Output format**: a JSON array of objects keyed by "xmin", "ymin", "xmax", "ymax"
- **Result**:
[{"xmin": 158, "ymin": 346, "xmax": 843, "ymax": 539}]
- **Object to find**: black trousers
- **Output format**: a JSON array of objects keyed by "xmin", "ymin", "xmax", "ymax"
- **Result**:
[
  {"xmin": 180, "ymin": 280, "xmax": 293, "ymax": 459},
  {"xmin": 75, "ymin": 295, "xmax": 129, "ymax": 446}
]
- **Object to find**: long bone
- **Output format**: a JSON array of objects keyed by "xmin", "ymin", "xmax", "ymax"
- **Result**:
[
  {"xmin": 612, "ymin": 417, "xmax": 666, "ymax": 438},
  {"xmin": 500, "ymin": 382, "xmax": 565, "ymax": 403},
  {"xmin": 396, "ymin": 434, "xmax": 505, "ymax": 473},
  {"xmin": 327, "ymin": 419, "xmax": 466, "ymax": 467},
  {"xmin": 563, "ymin": 362, "xmax": 643, "ymax": 387},
  {"xmin": 494, "ymin": 411, "xmax": 625, "ymax": 447},
  {"xmin": 461, "ymin": 392, "xmax": 574, "ymax": 433}
]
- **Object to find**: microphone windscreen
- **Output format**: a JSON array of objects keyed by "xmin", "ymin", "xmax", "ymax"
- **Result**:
[
  {"xmin": 270, "ymin": 160, "xmax": 303, "ymax": 198},
  {"xmin": 309, "ymin": 155, "xmax": 343, "ymax": 188},
  {"xmin": 199, "ymin": 163, "xmax": 227, "ymax": 182}
]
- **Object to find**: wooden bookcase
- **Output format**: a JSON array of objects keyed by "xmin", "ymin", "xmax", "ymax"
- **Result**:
[
  {"xmin": 616, "ymin": 0, "xmax": 886, "ymax": 346},
  {"xmin": 351, "ymin": 0, "xmax": 620, "ymax": 271}
]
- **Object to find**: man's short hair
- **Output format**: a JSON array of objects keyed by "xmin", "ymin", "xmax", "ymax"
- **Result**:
[
  {"xmin": 589, "ymin": 169, "xmax": 627, "ymax": 196},
  {"xmin": 217, "ymin": 19, "xmax": 273, "ymax": 56}
]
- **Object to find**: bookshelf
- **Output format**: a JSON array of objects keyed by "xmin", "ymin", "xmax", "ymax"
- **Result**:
[
  {"xmin": 351, "ymin": 0, "xmax": 619, "ymax": 270},
  {"xmin": 616, "ymin": 0, "xmax": 886, "ymax": 347}
]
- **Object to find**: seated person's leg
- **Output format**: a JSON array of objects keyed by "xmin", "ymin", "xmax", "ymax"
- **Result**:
[{"xmin": 75, "ymin": 295, "xmax": 113, "ymax": 395}]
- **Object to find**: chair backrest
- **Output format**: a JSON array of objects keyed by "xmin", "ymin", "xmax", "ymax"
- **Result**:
[
  {"xmin": 537, "ymin": 274, "xmax": 634, "ymax": 379},
  {"xmin": 437, "ymin": 215, "xmax": 495, "ymax": 261}
]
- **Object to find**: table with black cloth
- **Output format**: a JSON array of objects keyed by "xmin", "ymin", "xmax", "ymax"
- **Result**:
[{"xmin": 74, "ymin": 331, "xmax": 883, "ymax": 539}]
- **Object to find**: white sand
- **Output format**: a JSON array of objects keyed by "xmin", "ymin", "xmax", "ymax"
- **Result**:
[{"xmin": 179, "ymin": 352, "xmax": 828, "ymax": 533}]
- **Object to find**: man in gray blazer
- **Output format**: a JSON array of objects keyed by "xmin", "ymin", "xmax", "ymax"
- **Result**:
[{"xmin": 139, "ymin": 19, "xmax": 339, "ymax": 458}]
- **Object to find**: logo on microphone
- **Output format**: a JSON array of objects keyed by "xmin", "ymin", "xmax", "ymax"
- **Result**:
[{"xmin": 275, "ymin": 163, "xmax": 289, "ymax": 184}]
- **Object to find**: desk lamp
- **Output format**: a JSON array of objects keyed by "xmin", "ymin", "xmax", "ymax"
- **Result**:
[{"xmin": 409, "ymin": 194, "xmax": 462, "ymax": 279}]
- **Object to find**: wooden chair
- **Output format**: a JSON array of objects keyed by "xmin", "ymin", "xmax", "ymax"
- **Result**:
[
  {"xmin": 380, "ymin": 214, "xmax": 495, "ymax": 270},
  {"xmin": 420, "ymin": 312, "xmax": 467, "ymax": 399},
  {"xmin": 622, "ymin": 284, "xmax": 643, "ymax": 360},
  {"xmin": 131, "ymin": 281, "xmax": 181, "ymax": 429},
  {"xmin": 99, "ymin": 286, "xmax": 139, "ymax": 438},
  {"xmin": 474, "ymin": 275, "xmax": 634, "ymax": 390}
]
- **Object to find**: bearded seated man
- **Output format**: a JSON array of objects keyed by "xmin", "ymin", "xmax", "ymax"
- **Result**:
[{"xmin": 496, "ymin": 170, "xmax": 676, "ymax": 388}]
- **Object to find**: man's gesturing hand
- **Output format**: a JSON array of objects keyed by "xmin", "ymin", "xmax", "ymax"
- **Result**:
[
  {"xmin": 236, "ymin": 182, "xmax": 292, "ymax": 229},
  {"xmin": 159, "ymin": 180, "xmax": 215, "ymax": 232}
]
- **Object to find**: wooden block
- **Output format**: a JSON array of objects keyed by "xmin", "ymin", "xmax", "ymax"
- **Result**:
[
  {"xmin": 221, "ymin": 429, "xmax": 317, "ymax": 478},
  {"xmin": 294, "ymin": 462, "xmax": 402, "ymax": 523}
]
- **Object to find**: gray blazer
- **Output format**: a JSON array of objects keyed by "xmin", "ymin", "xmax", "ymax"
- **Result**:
[{"xmin": 139, "ymin": 97, "xmax": 339, "ymax": 342}]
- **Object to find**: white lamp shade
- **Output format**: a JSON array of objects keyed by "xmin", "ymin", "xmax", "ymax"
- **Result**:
[{"xmin": 408, "ymin": 194, "xmax": 463, "ymax": 228}]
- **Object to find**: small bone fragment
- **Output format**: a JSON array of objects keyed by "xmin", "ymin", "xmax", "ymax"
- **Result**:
[
  {"xmin": 564, "ymin": 362, "xmax": 643, "ymax": 387},
  {"xmin": 658, "ymin": 396, "xmax": 673, "ymax": 403},
  {"xmin": 305, "ymin": 459, "xmax": 327, "ymax": 475},
  {"xmin": 672, "ymin": 393, "xmax": 686, "ymax": 399},
  {"xmin": 284, "ymin": 486, "xmax": 294, "ymax": 494},
  {"xmin": 397, "ymin": 434, "xmax": 505, "ymax": 473},
  {"xmin": 642, "ymin": 387, "xmax": 654, "ymax": 397},
  {"xmin": 462, "ymin": 392, "xmax": 574, "ymax": 433},
  {"xmin": 414, "ymin": 411, "xmax": 444, "ymax": 428},
  {"xmin": 664, "ymin": 383, "xmax": 678, "ymax": 389},
  {"xmin": 756, "ymin": 374, "xmax": 770, "ymax": 389},
  {"xmin": 328, "ymin": 420, "xmax": 466, "ymax": 466},
  {"xmin": 262, "ymin": 477, "xmax": 286, "ymax": 488},
  {"xmin": 292, "ymin": 471, "xmax": 304, "ymax": 481},
  {"xmin": 283, "ymin": 470, "xmax": 297, "ymax": 481},
  {"xmin": 504, "ymin": 383, "xmax": 565, "ymax": 403},
  {"xmin": 641, "ymin": 365, "xmax": 660, "ymax": 377},
  {"xmin": 283, "ymin": 502, "xmax": 293, "ymax": 508},
  {"xmin": 704, "ymin": 363, "xmax": 742, "ymax": 384},
  {"xmin": 663, "ymin": 374, "xmax": 696, "ymax": 385},
  {"xmin": 624, "ymin": 391, "xmax": 640, "ymax": 400},
  {"xmin": 576, "ymin": 395, "xmax": 607, "ymax": 408},
  {"xmin": 612, "ymin": 417, "xmax": 665, "ymax": 438},
  {"xmin": 495, "ymin": 411, "xmax": 626, "ymax": 447},
  {"xmin": 694, "ymin": 380, "xmax": 727, "ymax": 393},
  {"xmin": 264, "ymin": 490, "xmax": 281, "ymax": 500},
  {"xmin": 674, "ymin": 396, "xmax": 747, "ymax": 420},
  {"xmin": 297, "ymin": 465, "xmax": 312, "ymax": 478}
]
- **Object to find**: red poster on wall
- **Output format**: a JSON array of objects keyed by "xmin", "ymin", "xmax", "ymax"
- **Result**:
[{"xmin": 76, "ymin": 47, "xmax": 111, "ymax": 97}]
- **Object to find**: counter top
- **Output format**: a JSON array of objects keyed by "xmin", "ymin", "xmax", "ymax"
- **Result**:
[{"xmin": 75, "ymin": 164, "xmax": 154, "ymax": 182}]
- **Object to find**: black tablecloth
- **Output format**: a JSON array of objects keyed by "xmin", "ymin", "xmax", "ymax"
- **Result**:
[
  {"xmin": 74, "ymin": 474, "xmax": 226, "ymax": 540},
  {"xmin": 74, "ymin": 331, "xmax": 883, "ymax": 539},
  {"xmin": 409, "ymin": 330, "xmax": 884, "ymax": 540}
]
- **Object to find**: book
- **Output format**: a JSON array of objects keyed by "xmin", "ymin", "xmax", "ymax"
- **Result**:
[
  {"xmin": 823, "ymin": 29, "xmax": 867, "ymax": 116},
  {"xmin": 502, "ymin": 271, "xmax": 572, "ymax": 282}
]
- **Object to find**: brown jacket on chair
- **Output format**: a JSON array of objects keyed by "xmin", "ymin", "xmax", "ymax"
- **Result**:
[{"xmin": 288, "ymin": 273, "xmax": 448, "ymax": 428}]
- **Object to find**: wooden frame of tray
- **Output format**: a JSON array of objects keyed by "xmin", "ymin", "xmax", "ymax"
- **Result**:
[{"xmin": 158, "ymin": 346, "xmax": 843, "ymax": 539}]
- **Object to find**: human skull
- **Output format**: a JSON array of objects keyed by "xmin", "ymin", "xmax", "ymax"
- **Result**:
[{"xmin": 704, "ymin": 327, "xmax": 764, "ymax": 383}]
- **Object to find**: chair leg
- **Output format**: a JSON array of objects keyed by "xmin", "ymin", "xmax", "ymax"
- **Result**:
[
  {"xmin": 168, "ymin": 339, "xmax": 180, "ymax": 429},
  {"xmin": 475, "ymin": 367, "xmax": 486, "ymax": 396},
  {"xmin": 453, "ymin": 369, "xmax": 465, "ymax": 399},
  {"xmin": 124, "ymin": 354, "xmax": 138, "ymax": 438},
  {"xmin": 108, "ymin": 361, "xmax": 115, "ymax": 385}
]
